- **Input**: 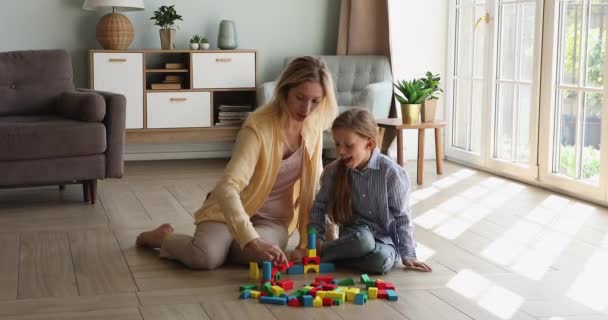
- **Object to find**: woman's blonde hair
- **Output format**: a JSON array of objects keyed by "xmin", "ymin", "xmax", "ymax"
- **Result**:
[
  {"xmin": 270, "ymin": 56, "xmax": 337, "ymax": 130},
  {"xmin": 328, "ymin": 108, "xmax": 378, "ymax": 225}
]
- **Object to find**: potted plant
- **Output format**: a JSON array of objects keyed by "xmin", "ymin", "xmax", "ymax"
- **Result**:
[
  {"xmin": 420, "ymin": 72, "xmax": 443, "ymax": 122},
  {"xmin": 200, "ymin": 37, "xmax": 210, "ymax": 50},
  {"xmin": 151, "ymin": 5, "xmax": 183, "ymax": 50},
  {"xmin": 394, "ymin": 79, "xmax": 432, "ymax": 125},
  {"xmin": 189, "ymin": 35, "xmax": 201, "ymax": 50}
]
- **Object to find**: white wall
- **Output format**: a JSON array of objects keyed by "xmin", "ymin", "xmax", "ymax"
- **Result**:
[{"xmin": 387, "ymin": 0, "xmax": 449, "ymax": 160}]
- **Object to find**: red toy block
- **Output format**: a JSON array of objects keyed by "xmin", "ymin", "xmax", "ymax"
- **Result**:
[
  {"xmin": 322, "ymin": 298, "xmax": 333, "ymax": 306},
  {"xmin": 260, "ymin": 291, "xmax": 267, "ymax": 297},
  {"xmin": 385, "ymin": 283, "xmax": 395, "ymax": 290},
  {"xmin": 315, "ymin": 276, "xmax": 333, "ymax": 283},
  {"xmin": 288, "ymin": 298, "xmax": 302, "ymax": 307},
  {"xmin": 277, "ymin": 279, "xmax": 294, "ymax": 291},
  {"xmin": 378, "ymin": 289, "xmax": 388, "ymax": 299},
  {"xmin": 309, "ymin": 287, "xmax": 320, "ymax": 297},
  {"xmin": 376, "ymin": 281, "xmax": 395, "ymax": 290},
  {"xmin": 311, "ymin": 281, "xmax": 323, "ymax": 287},
  {"xmin": 322, "ymin": 284, "xmax": 338, "ymax": 291},
  {"xmin": 302, "ymin": 256, "xmax": 320, "ymax": 265}
]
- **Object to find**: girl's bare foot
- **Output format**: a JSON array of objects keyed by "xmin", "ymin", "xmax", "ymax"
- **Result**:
[{"xmin": 136, "ymin": 223, "xmax": 174, "ymax": 248}]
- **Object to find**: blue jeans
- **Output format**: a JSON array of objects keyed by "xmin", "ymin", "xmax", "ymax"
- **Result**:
[{"xmin": 320, "ymin": 223, "xmax": 398, "ymax": 274}]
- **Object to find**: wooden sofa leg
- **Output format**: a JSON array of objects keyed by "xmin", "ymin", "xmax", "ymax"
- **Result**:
[
  {"xmin": 89, "ymin": 180, "xmax": 97, "ymax": 205},
  {"xmin": 83, "ymin": 181, "xmax": 90, "ymax": 203},
  {"xmin": 59, "ymin": 185, "xmax": 66, "ymax": 191}
]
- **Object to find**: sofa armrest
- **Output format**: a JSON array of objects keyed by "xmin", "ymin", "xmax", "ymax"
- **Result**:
[
  {"xmin": 259, "ymin": 81, "xmax": 277, "ymax": 106},
  {"xmin": 360, "ymin": 81, "xmax": 393, "ymax": 119},
  {"xmin": 56, "ymin": 91, "xmax": 106, "ymax": 122},
  {"xmin": 77, "ymin": 89, "xmax": 126, "ymax": 178}
]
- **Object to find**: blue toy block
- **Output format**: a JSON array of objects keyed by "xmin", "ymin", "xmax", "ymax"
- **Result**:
[
  {"xmin": 354, "ymin": 293, "xmax": 368, "ymax": 305},
  {"xmin": 239, "ymin": 289, "xmax": 251, "ymax": 299},
  {"xmin": 287, "ymin": 264, "xmax": 304, "ymax": 274},
  {"xmin": 308, "ymin": 231, "xmax": 316, "ymax": 250},
  {"xmin": 386, "ymin": 290, "xmax": 398, "ymax": 301},
  {"xmin": 262, "ymin": 261, "xmax": 272, "ymax": 281},
  {"xmin": 302, "ymin": 295, "xmax": 313, "ymax": 307},
  {"xmin": 260, "ymin": 296, "xmax": 288, "ymax": 305},
  {"xmin": 331, "ymin": 280, "xmax": 338, "ymax": 285},
  {"xmin": 319, "ymin": 263, "xmax": 335, "ymax": 273}
]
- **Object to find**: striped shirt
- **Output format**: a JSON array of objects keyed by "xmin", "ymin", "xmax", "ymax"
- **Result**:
[{"xmin": 308, "ymin": 148, "xmax": 416, "ymax": 259}]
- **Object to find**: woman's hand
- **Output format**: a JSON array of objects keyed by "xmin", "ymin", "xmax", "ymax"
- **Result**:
[
  {"xmin": 245, "ymin": 238, "xmax": 288, "ymax": 265},
  {"xmin": 402, "ymin": 258, "xmax": 433, "ymax": 272}
]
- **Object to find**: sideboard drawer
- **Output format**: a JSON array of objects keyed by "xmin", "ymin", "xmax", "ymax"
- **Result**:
[
  {"xmin": 192, "ymin": 52, "xmax": 255, "ymax": 88},
  {"xmin": 147, "ymin": 92, "xmax": 211, "ymax": 128}
]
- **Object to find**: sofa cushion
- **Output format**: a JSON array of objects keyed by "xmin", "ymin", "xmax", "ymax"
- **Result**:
[
  {"xmin": 0, "ymin": 50, "xmax": 74, "ymax": 116},
  {"xmin": 57, "ymin": 91, "xmax": 106, "ymax": 122},
  {"xmin": 0, "ymin": 115, "xmax": 106, "ymax": 161}
]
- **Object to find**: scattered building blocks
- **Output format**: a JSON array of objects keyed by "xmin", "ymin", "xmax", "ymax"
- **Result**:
[
  {"xmin": 313, "ymin": 296, "xmax": 323, "ymax": 307},
  {"xmin": 302, "ymin": 295, "xmax": 313, "ymax": 307},
  {"xmin": 277, "ymin": 279, "xmax": 294, "ymax": 291},
  {"xmin": 260, "ymin": 296, "xmax": 287, "ymax": 305},
  {"xmin": 338, "ymin": 278, "xmax": 355, "ymax": 286},
  {"xmin": 250, "ymin": 262, "xmax": 260, "ymax": 281},
  {"xmin": 347, "ymin": 288, "xmax": 361, "ymax": 302},
  {"xmin": 386, "ymin": 290, "xmax": 398, "ymax": 301},
  {"xmin": 287, "ymin": 264, "xmax": 304, "ymax": 274},
  {"xmin": 270, "ymin": 286, "xmax": 284, "ymax": 297},
  {"xmin": 304, "ymin": 264, "xmax": 319, "ymax": 273},
  {"xmin": 354, "ymin": 293, "xmax": 368, "ymax": 305},
  {"xmin": 368, "ymin": 287, "xmax": 378, "ymax": 299},
  {"xmin": 250, "ymin": 290, "xmax": 261, "ymax": 299},
  {"xmin": 239, "ymin": 284, "xmax": 257, "ymax": 292},
  {"xmin": 239, "ymin": 289, "xmax": 251, "ymax": 299}
]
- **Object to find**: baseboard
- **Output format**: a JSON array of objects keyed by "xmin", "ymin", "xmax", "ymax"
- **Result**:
[{"xmin": 124, "ymin": 142, "xmax": 234, "ymax": 161}]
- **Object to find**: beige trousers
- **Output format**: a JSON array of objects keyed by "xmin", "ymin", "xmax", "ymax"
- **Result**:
[{"xmin": 159, "ymin": 218, "xmax": 288, "ymax": 270}]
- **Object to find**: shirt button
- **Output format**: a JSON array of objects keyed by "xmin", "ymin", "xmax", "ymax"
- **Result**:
[{"xmin": 362, "ymin": 194, "xmax": 366, "ymax": 198}]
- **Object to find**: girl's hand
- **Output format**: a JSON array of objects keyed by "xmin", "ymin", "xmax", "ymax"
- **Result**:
[
  {"xmin": 245, "ymin": 238, "xmax": 288, "ymax": 265},
  {"xmin": 402, "ymin": 258, "xmax": 432, "ymax": 272}
]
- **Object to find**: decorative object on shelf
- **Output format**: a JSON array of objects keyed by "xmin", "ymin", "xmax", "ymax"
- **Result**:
[
  {"xmin": 218, "ymin": 20, "xmax": 238, "ymax": 50},
  {"xmin": 165, "ymin": 62, "xmax": 186, "ymax": 69},
  {"xmin": 215, "ymin": 104, "xmax": 252, "ymax": 127},
  {"xmin": 82, "ymin": 0, "xmax": 145, "ymax": 50},
  {"xmin": 189, "ymin": 35, "xmax": 202, "ymax": 50},
  {"xmin": 151, "ymin": 5, "xmax": 183, "ymax": 50},
  {"xmin": 200, "ymin": 38, "xmax": 210, "ymax": 50},
  {"xmin": 394, "ymin": 79, "xmax": 432, "ymax": 125},
  {"xmin": 420, "ymin": 71, "xmax": 443, "ymax": 122}
]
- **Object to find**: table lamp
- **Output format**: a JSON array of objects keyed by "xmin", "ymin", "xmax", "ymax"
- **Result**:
[{"xmin": 82, "ymin": 0, "xmax": 145, "ymax": 50}]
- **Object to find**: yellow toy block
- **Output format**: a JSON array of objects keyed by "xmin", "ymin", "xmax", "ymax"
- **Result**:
[
  {"xmin": 250, "ymin": 290, "xmax": 261, "ymax": 298},
  {"xmin": 368, "ymin": 287, "xmax": 378, "ymax": 299},
  {"xmin": 326, "ymin": 291, "xmax": 346, "ymax": 301},
  {"xmin": 347, "ymin": 288, "xmax": 361, "ymax": 302},
  {"xmin": 338, "ymin": 286, "xmax": 349, "ymax": 292},
  {"xmin": 270, "ymin": 285, "xmax": 284, "ymax": 297},
  {"xmin": 316, "ymin": 290, "xmax": 326, "ymax": 298},
  {"xmin": 307, "ymin": 249, "xmax": 317, "ymax": 257},
  {"xmin": 304, "ymin": 264, "xmax": 319, "ymax": 273},
  {"xmin": 313, "ymin": 296, "xmax": 323, "ymax": 307},
  {"xmin": 249, "ymin": 262, "xmax": 260, "ymax": 281},
  {"xmin": 303, "ymin": 286, "xmax": 313, "ymax": 291}
]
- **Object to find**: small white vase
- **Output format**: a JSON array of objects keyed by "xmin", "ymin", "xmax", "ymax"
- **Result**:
[
  {"xmin": 200, "ymin": 43, "xmax": 210, "ymax": 50},
  {"xmin": 189, "ymin": 43, "xmax": 200, "ymax": 50}
]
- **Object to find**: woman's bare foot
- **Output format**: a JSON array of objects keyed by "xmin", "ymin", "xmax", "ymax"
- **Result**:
[{"xmin": 136, "ymin": 224, "xmax": 174, "ymax": 248}]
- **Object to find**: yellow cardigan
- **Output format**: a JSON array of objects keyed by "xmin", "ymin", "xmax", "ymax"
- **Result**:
[{"xmin": 194, "ymin": 102, "xmax": 333, "ymax": 249}]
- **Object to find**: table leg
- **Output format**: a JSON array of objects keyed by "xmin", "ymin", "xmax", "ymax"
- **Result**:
[
  {"xmin": 435, "ymin": 127, "xmax": 444, "ymax": 175},
  {"xmin": 417, "ymin": 128, "xmax": 425, "ymax": 185},
  {"xmin": 396, "ymin": 129, "xmax": 403, "ymax": 166}
]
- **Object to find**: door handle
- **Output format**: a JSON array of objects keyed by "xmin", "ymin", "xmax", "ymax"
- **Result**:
[{"xmin": 474, "ymin": 13, "xmax": 490, "ymax": 30}]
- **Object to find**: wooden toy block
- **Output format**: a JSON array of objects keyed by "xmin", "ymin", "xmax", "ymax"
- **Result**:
[
  {"xmin": 308, "ymin": 227, "xmax": 317, "ymax": 249},
  {"xmin": 239, "ymin": 289, "xmax": 251, "ymax": 299},
  {"xmin": 322, "ymin": 284, "xmax": 338, "ymax": 291},
  {"xmin": 304, "ymin": 264, "xmax": 319, "ymax": 273},
  {"xmin": 307, "ymin": 249, "xmax": 317, "ymax": 257},
  {"xmin": 368, "ymin": 287, "xmax": 378, "ymax": 299},
  {"xmin": 287, "ymin": 264, "xmax": 304, "ymax": 274},
  {"xmin": 322, "ymin": 297, "xmax": 333, "ymax": 306},
  {"xmin": 315, "ymin": 290, "xmax": 326, "ymax": 298},
  {"xmin": 337, "ymin": 286, "xmax": 349, "ymax": 292},
  {"xmin": 386, "ymin": 290, "xmax": 398, "ymax": 301},
  {"xmin": 325, "ymin": 291, "xmax": 346, "ymax": 301},
  {"xmin": 302, "ymin": 256, "xmax": 320, "ymax": 265},
  {"xmin": 249, "ymin": 262, "xmax": 260, "ymax": 281},
  {"xmin": 376, "ymin": 281, "xmax": 395, "ymax": 290},
  {"xmin": 262, "ymin": 282, "xmax": 272, "ymax": 294},
  {"xmin": 270, "ymin": 285, "xmax": 284, "ymax": 297},
  {"xmin": 315, "ymin": 276, "xmax": 333, "ymax": 283},
  {"xmin": 298, "ymin": 287, "xmax": 311, "ymax": 295},
  {"xmin": 277, "ymin": 279, "xmax": 294, "ymax": 291},
  {"xmin": 338, "ymin": 278, "xmax": 355, "ymax": 286},
  {"xmin": 239, "ymin": 284, "xmax": 257, "ymax": 292},
  {"xmin": 385, "ymin": 283, "xmax": 395, "ymax": 290},
  {"xmin": 319, "ymin": 263, "xmax": 335, "ymax": 273},
  {"xmin": 378, "ymin": 289, "xmax": 388, "ymax": 299},
  {"xmin": 331, "ymin": 279, "xmax": 338, "ymax": 285},
  {"xmin": 262, "ymin": 261, "xmax": 272, "ymax": 281},
  {"xmin": 311, "ymin": 281, "xmax": 323, "ymax": 287},
  {"xmin": 332, "ymin": 298, "xmax": 343, "ymax": 305},
  {"xmin": 287, "ymin": 298, "xmax": 302, "ymax": 307},
  {"xmin": 354, "ymin": 293, "xmax": 368, "ymax": 305},
  {"xmin": 360, "ymin": 274, "xmax": 371, "ymax": 284},
  {"xmin": 364, "ymin": 280, "xmax": 376, "ymax": 288},
  {"xmin": 302, "ymin": 295, "xmax": 313, "ymax": 307},
  {"xmin": 313, "ymin": 296, "xmax": 323, "ymax": 307},
  {"xmin": 346, "ymin": 288, "xmax": 361, "ymax": 302},
  {"xmin": 250, "ymin": 290, "xmax": 261, "ymax": 299},
  {"xmin": 260, "ymin": 296, "xmax": 287, "ymax": 305}
]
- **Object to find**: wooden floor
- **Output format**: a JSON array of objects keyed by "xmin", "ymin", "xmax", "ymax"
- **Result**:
[{"xmin": 1, "ymin": 159, "xmax": 608, "ymax": 320}]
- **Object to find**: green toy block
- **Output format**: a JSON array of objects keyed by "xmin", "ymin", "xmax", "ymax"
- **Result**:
[
  {"xmin": 360, "ymin": 274, "xmax": 371, "ymax": 284},
  {"xmin": 262, "ymin": 282, "xmax": 272, "ymax": 294},
  {"xmin": 308, "ymin": 227, "xmax": 317, "ymax": 234},
  {"xmin": 332, "ymin": 298, "xmax": 344, "ymax": 305},
  {"xmin": 239, "ymin": 284, "xmax": 257, "ymax": 291},
  {"xmin": 365, "ymin": 280, "xmax": 376, "ymax": 288},
  {"xmin": 337, "ymin": 278, "xmax": 355, "ymax": 286},
  {"xmin": 276, "ymin": 271, "xmax": 281, "ymax": 281}
]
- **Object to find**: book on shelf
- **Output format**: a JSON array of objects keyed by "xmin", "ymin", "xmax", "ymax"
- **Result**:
[
  {"xmin": 217, "ymin": 104, "xmax": 253, "ymax": 112},
  {"xmin": 164, "ymin": 75, "xmax": 183, "ymax": 82},
  {"xmin": 151, "ymin": 83, "xmax": 182, "ymax": 90},
  {"xmin": 215, "ymin": 104, "xmax": 253, "ymax": 127},
  {"xmin": 165, "ymin": 63, "xmax": 186, "ymax": 69},
  {"xmin": 214, "ymin": 122, "xmax": 244, "ymax": 127}
]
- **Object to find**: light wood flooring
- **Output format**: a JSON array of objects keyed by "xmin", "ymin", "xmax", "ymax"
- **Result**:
[{"xmin": 1, "ymin": 159, "xmax": 608, "ymax": 319}]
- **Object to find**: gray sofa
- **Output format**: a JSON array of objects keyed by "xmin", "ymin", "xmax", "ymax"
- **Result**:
[
  {"xmin": 0, "ymin": 49, "xmax": 126, "ymax": 204},
  {"xmin": 260, "ymin": 55, "xmax": 393, "ymax": 155}
]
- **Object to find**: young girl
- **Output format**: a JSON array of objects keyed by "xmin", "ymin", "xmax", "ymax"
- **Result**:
[{"xmin": 308, "ymin": 108, "xmax": 432, "ymax": 274}]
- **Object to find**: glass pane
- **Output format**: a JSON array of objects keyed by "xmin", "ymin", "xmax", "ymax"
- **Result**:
[
  {"xmin": 499, "ymin": 4, "xmax": 517, "ymax": 80},
  {"xmin": 520, "ymin": 3, "xmax": 537, "ymax": 82},
  {"xmin": 471, "ymin": 80, "xmax": 484, "ymax": 153},
  {"xmin": 453, "ymin": 80, "xmax": 471, "ymax": 149},
  {"xmin": 496, "ymin": 83, "xmax": 515, "ymax": 160},
  {"xmin": 474, "ymin": 5, "xmax": 487, "ymax": 79},
  {"xmin": 457, "ymin": 6, "xmax": 474, "ymax": 77},
  {"xmin": 516, "ymin": 85, "xmax": 532, "ymax": 163},
  {"xmin": 586, "ymin": 1, "xmax": 608, "ymax": 87},
  {"xmin": 560, "ymin": 0, "xmax": 584, "ymax": 86},
  {"xmin": 557, "ymin": 89, "xmax": 579, "ymax": 177},
  {"xmin": 582, "ymin": 93, "xmax": 602, "ymax": 183}
]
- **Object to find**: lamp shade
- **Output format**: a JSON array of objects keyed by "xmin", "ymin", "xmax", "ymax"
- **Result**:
[{"xmin": 82, "ymin": 0, "xmax": 144, "ymax": 11}]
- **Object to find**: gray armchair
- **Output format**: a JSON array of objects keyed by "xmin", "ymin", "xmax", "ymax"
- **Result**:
[
  {"xmin": 260, "ymin": 55, "xmax": 393, "ymax": 155},
  {"xmin": 0, "ymin": 49, "xmax": 126, "ymax": 204}
]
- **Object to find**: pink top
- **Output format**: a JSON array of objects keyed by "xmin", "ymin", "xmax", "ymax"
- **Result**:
[{"xmin": 253, "ymin": 144, "xmax": 303, "ymax": 226}]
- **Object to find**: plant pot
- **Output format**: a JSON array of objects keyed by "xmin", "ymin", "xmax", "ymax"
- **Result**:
[
  {"xmin": 422, "ymin": 99, "xmax": 438, "ymax": 122},
  {"xmin": 159, "ymin": 29, "xmax": 176, "ymax": 50},
  {"xmin": 401, "ymin": 103, "xmax": 421, "ymax": 125},
  {"xmin": 189, "ymin": 42, "xmax": 199, "ymax": 50},
  {"xmin": 200, "ymin": 43, "xmax": 210, "ymax": 50}
]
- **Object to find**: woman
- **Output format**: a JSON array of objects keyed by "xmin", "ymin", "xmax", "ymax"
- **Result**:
[{"xmin": 136, "ymin": 56, "xmax": 337, "ymax": 269}]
